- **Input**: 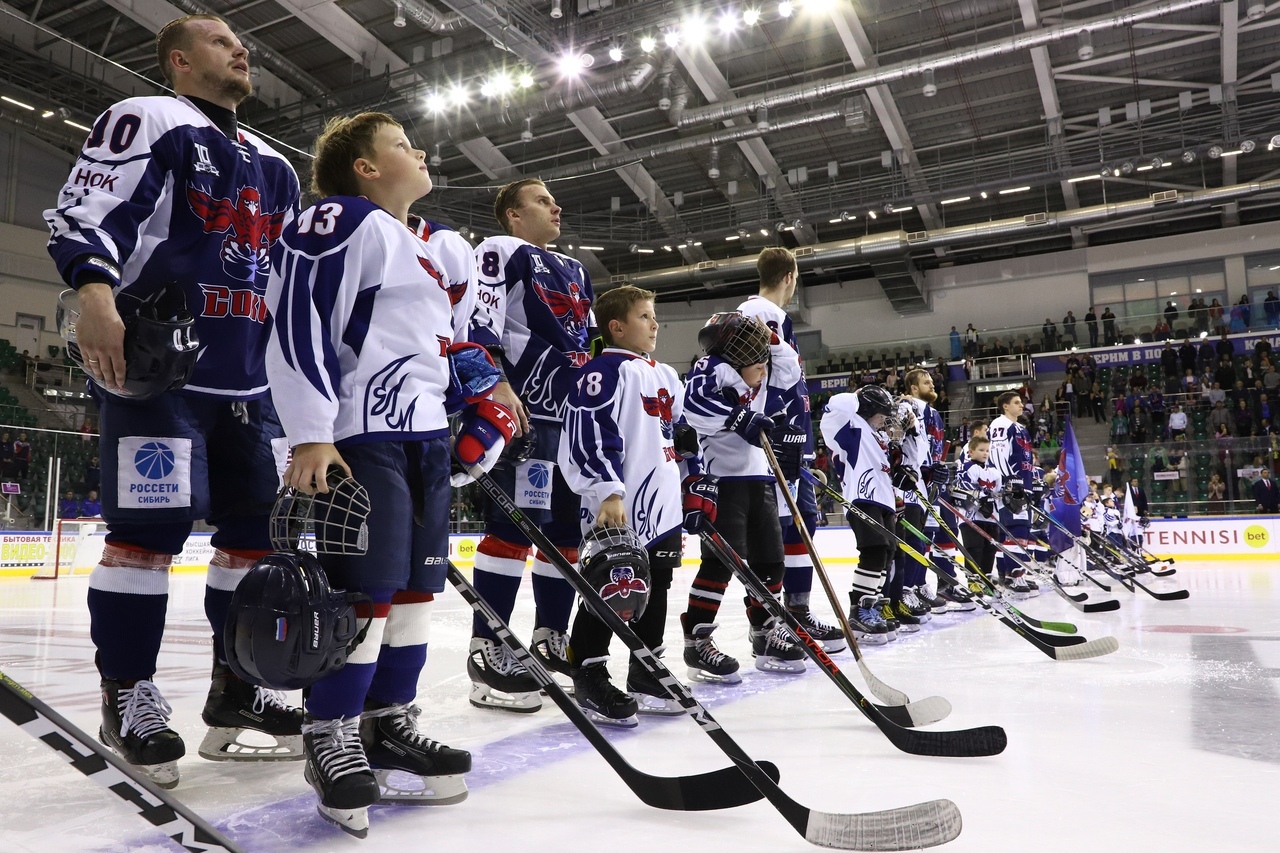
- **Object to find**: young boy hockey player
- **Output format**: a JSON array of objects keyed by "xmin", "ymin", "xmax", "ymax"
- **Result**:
[
  {"xmin": 267, "ymin": 113, "xmax": 502, "ymax": 837},
  {"xmin": 467, "ymin": 179, "xmax": 594, "ymax": 712},
  {"xmin": 736, "ymin": 248, "xmax": 844, "ymax": 652},
  {"xmin": 680, "ymin": 312, "xmax": 806, "ymax": 679},
  {"xmin": 988, "ymin": 392, "xmax": 1038, "ymax": 594},
  {"xmin": 559, "ymin": 285, "xmax": 706, "ymax": 725},
  {"xmin": 820, "ymin": 382, "xmax": 913, "ymax": 645},
  {"xmin": 955, "ymin": 435, "xmax": 1001, "ymax": 588}
]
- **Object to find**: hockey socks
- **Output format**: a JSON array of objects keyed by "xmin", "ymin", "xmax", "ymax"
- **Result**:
[
  {"xmin": 531, "ymin": 547, "xmax": 577, "ymax": 632},
  {"xmin": 204, "ymin": 548, "xmax": 269, "ymax": 664},
  {"xmin": 470, "ymin": 537, "xmax": 529, "ymax": 640},
  {"xmin": 306, "ymin": 591, "xmax": 391, "ymax": 721},
  {"xmin": 88, "ymin": 546, "xmax": 172, "ymax": 680},
  {"xmin": 367, "ymin": 591, "xmax": 434, "ymax": 706}
]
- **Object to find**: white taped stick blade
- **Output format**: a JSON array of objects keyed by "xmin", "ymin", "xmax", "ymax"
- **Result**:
[
  {"xmin": 1053, "ymin": 636, "xmax": 1120, "ymax": 661},
  {"xmin": 805, "ymin": 798, "xmax": 963, "ymax": 850}
]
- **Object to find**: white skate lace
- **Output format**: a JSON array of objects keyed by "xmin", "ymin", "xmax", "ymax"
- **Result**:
[
  {"xmin": 252, "ymin": 686, "xmax": 291, "ymax": 715},
  {"xmin": 118, "ymin": 680, "xmax": 174, "ymax": 740},
  {"xmin": 482, "ymin": 639, "xmax": 531, "ymax": 677},
  {"xmin": 902, "ymin": 589, "xmax": 923, "ymax": 610},
  {"xmin": 363, "ymin": 703, "xmax": 446, "ymax": 753},
  {"xmin": 695, "ymin": 637, "xmax": 731, "ymax": 667},
  {"xmin": 534, "ymin": 628, "xmax": 569, "ymax": 663},
  {"xmin": 303, "ymin": 717, "xmax": 370, "ymax": 780},
  {"xmin": 767, "ymin": 623, "xmax": 796, "ymax": 652}
]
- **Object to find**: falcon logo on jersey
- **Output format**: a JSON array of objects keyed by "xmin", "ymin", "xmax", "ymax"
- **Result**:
[
  {"xmin": 532, "ymin": 281, "xmax": 591, "ymax": 336},
  {"xmin": 187, "ymin": 185, "xmax": 287, "ymax": 281},
  {"xmin": 641, "ymin": 388, "xmax": 676, "ymax": 439},
  {"xmin": 366, "ymin": 354, "xmax": 419, "ymax": 432},
  {"xmin": 418, "ymin": 255, "xmax": 467, "ymax": 306}
]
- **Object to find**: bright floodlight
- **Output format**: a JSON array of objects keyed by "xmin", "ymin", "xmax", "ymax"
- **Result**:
[
  {"xmin": 743, "ymin": 8, "xmax": 761, "ymax": 25},
  {"xmin": 518, "ymin": 72, "xmax": 535, "ymax": 88},
  {"xmin": 608, "ymin": 45, "xmax": 623, "ymax": 62},
  {"xmin": 559, "ymin": 53, "xmax": 584, "ymax": 76},
  {"xmin": 719, "ymin": 11, "xmax": 738, "ymax": 35},
  {"xmin": 640, "ymin": 35, "xmax": 657, "ymax": 53},
  {"xmin": 778, "ymin": 1, "xmax": 794, "ymax": 17},
  {"xmin": 664, "ymin": 29, "xmax": 681, "ymax": 48},
  {"xmin": 489, "ymin": 73, "xmax": 512, "ymax": 96},
  {"xmin": 425, "ymin": 92, "xmax": 446, "ymax": 113},
  {"xmin": 449, "ymin": 84, "xmax": 469, "ymax": 107},
  {"xmin": 683, "ymin": 15, "xmax": 707, "ymax": 45}
]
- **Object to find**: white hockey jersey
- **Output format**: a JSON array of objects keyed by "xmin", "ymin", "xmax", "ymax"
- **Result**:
[
  {"xmin": 46, "ymin": 95, "xmax": 299, "ymax": 397},
  {"xmin": 559, "ymin": 348, "xmax": 684, "ymax": 546},
  {"xmin": 1084, "ymin": 497, "xmax": 1105, "ymax": 533},
  {"xmin": 266, "ymin": 196, "xmax": 469, "ymax": 447},
  {"xmin": 682, "ymin": 355, "xmax": 774, "ymax": 480},
  {"xmin": 469, "ymin": 235, "xmax": 595, "ymax": 423},
  {"xmin": 409, "ymin": 216, "xmax": 478, "ymax": 341},
  {"xmin": 820, "ymin": 392, "xmax": 894, "ymax": 511},
  {"xmin": 737, "ymin": 295, "xmax": 812, "ymax": 451},
  {"xmin": 959, "ymin": 458, "xmax": 1001, "ymax": 521}
]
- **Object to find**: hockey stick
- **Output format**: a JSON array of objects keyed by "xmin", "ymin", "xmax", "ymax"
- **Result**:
[
  {"xmin": 1022, "ymin": 532, "xmax": 1123, "ymax": 612},
  {"xmin": 0, "ymin": 669, "xmax": 244, "ymax": 853},
  {"xmin": 446, "ymin": 563, "xmax": 780, "ymax": 811},
  {"xmin": 760, "ymin": 437, "xmax": 949, "ymax": 719},
  {"xmin": 925, "ymin": 500, "xmax": 1120, "ymax": 661},
  {"xmin": 699, "ymin": 525, "xmax": 1005, "ymax": 757},
  {"xmin": 805, "ymin": 472, "xmax": 1083, "ymax": 646},
  {"xmin": 982, "ymin": 514, "xmax": 1120, "ymax": 615},
  {"xmin": 466, "ymin": 464, "xmax": 964, "ymax": 850},
  {"xmin": 1030, "ymin": 507, "xmax": 1189, "ymax": 602}
]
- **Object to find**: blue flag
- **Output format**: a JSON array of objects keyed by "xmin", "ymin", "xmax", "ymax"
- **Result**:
[{"xmin": 1046, "ymin": 415, "xmax": 1088, "ymax": 553}]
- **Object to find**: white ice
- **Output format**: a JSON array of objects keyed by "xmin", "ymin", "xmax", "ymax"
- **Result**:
[{"xmin": 0, "ymin": 561, "xmax": 1276, "ymax": 853}]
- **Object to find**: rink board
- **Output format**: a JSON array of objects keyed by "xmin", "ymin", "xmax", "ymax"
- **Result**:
[{"xmin": 1, "ymin": 515, "xmax": 1273, "ymax": 577}]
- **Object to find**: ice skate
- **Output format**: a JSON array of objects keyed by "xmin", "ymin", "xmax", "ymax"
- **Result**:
[
  {"xmin": 199, "ymin": 663, "xmax": 304, "ymax": 761},
  {"xmin": 750, "ymin": 618, "xmax": 807, "ymax": 674},
  {"xmin": 788, "ymin": 605, "xmax": 846, "ymax": 654},
  {"xmin": 361, "ymin": 700, "xmax": 470, "ymax": 805},
  {"xmin": 99, "ymin": 679, "xmax": 184, "ymax": 789},
  {"xmin": 303, "ymin": 715, "xmax": 379, "ymax": 838},
  {"xmin": 626, "ymin": 649, "xmax": 685, "ymax": 715},
  {"xmin": 467, "ymin": 637, "xmax": 543, "ymax": 713},
  {"xmin": 572, "ymin": 660, "xmax": 639, "ymax": 728},
  {"xmin": 681, "ymin": 615, "xmax": 741, "ymax": 684}
]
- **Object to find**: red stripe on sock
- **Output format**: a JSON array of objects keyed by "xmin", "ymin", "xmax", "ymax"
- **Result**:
[
  {"xmin": 390, "ymin": 590, "xmax": 435, "ymax": 604},
  {"xmin": 353, "ymin": 601, "xmax": 393, "ymax": 619},
  {"xmin": 477, "ymin": 536, "xmax": 532, "ymax": 561}
]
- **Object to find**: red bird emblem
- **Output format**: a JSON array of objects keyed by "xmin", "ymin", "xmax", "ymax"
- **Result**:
[
  {"xmin": 418, "ymin": 256, "xmax": 467, "ymax": 306},
  {"xmin": 641, "ymin": 388, "xmax": 676, "ymax": 439},
  {"xmin": 187, "ymin": 185, "xmax": 287, "ymax": 281},
  {"xmin": 533, "ymin": 280, "xmax": 591, "ymax": 331},
  {"xmin": 599, "ymin": 565, "xmax": 649, "ymax": 608}
]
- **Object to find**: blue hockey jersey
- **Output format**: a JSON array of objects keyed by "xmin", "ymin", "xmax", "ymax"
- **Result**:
[
  {"xmin": 559, "ymin": 348, "xmax": 684, "ymax": 546},
  {"xmin": 45, "ymin": 95, "xmax": 299, "ymax": 398},
  {"xmin": 989, "ymin": 414, "xmax": 1034, "ymax": 489},
  {"xmin": 469, "ymin": 235, "xmax": 595, "ymax": 423}
]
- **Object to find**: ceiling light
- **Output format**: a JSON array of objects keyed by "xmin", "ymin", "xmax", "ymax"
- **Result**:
[
  {"xmin": 637, "ymin": 247, "xmax": 655, "ymax": 253},
  {"xmin": 640, "ymin": 35, "xmax": 657, "ymax": 53},
  {"xmin": 791, "ymin": 218, "xmax": 803, "ymax": 229},
  {"xmin": 940, "ymin": 196, "xmax": 970, "ymax": 205},
  {"xmin": 393, "ymin": 0, "xmax": 406, "ymax": 27},
  {"xmin": 41, "ymin": 110, "xmax": 54, "ymax": 119},
  {"xmin": 980, "ymin": 191, "xmax": 989, "ymax": 199},
  {"xmin": 1119, "ymin": 161, "xmax": 1135, "ymax": 175},
  {"xmin": 579, "ymin": 245, "xmax": 604, "ymax": 251},
  {"xmin": 1, "ymin": 95, "xmax": 35, "ymax": 111},
  {"xmin": 743, "ymin": 8, "xmax": 761, "ymax": 25},
  {"xmin": 425, "ymin": 92, "xmax": 446, "ymax": 113},
  {"xmin": 778, "ymin": 1, "xmax": 794, "ymax": 18},
  {"xmin": 518, "ymin": 72, "xmax": 535, "ymax": 88},
  {"xmin": 1240, "ymin": 139, "xmax": 1257, "ymax": 154},
  {"xmin": 520, "ymin": 117, "xmax": 533, "ymax": 142},
  {"xmin": 1269, "ymin": 134, "xmax": 1280, "ymax": 151},
  {"xmin": 580, "ymin": 52, "xmax": 595, "ymax": 68},
  {"xmin": 692, "ymin": 240, "xmax": 703, "ymax": 246},
  {"xmin": 64, "ymin": 119, "xmax": 91, "ymax": 132},
  {"xmin": 1207, "ymin": 145, "xmax": 1223, "ymax": 159},
  {"xmin": 429, "ymin": 143, "xmax": 442, "ymax": 167},
  {"xmin": 608, "ymin": 45, "xmax": 623, "ymax": 62},
  {"xmin": 738, "ymin": 228, "xmax": 750, "ymax": 238},
  {"xmin": 1247, "ymin": 0, "xmax": 1266, "ymax": 20},
  {"xmin": 829, "ymin": 217, "xmax": 843, "ymax": 223},
  {"xmin": 760, "ymin": 228, "xmax": 771, "ymax": 236},
  {"xmin": 867, "ymin": 210, "xmax": 877, "ymax": 219},
  {"xmin": 449, "ymin": 84, "xmax": 469, "ymax": 106},
  {"xmin": 677, "ymin": 243, "xmax": 688, "ymax": 249},
  {"xmin": 726, "ymin": 234, "xmax": 740, "ymax": 241},
  {"xmin": 1181, "ymin": 149, "xmax": 1196, "ymax": 163},
  {"xmin": 1068, "ymin": 174, "xmax": 1101, "ymax": 183},
  {"xmin": 1150, "ymin": 157, "xmax": 1164, "ymax": 169},
  {"xmin": 891, "ymin": 205, "xmax": 913, "ymax": 213},
  {"xmin": 999, "ymin": 186, "xmax": 1031, "ymax": 195},
  {"xmin": 1220, "ymin": 149, "xmax": 1242, "ymax": 157},
  {"xmin": 1077, "ymin": 30, "xmax": 1094, "ymax": 61},
  {"xmin": 1136, "ymin": 164, "xmax": 1154, "ymax": 172},
  {"xmin": 558, "ymin": 53, "xmax": 585, "ymax": 76},
  {"xmin": 550, "ymin": 0, "xmax": 563, "ymax": 18},
  {"xmin": 718, "ymin": 12, "xmax": 739, "ymax": 35},
  {"xmin": 480, "ymin": 82, "xmax": 496, "ymax": 97},
  {"xmin": 629, "ymin": 244, "xmax": 639, "ymax": 253},
  {"xmin": 664, "ymin": 244, "xmax": 674, "ymax": 251},
  {"xmin": 489, "ymin": 73, "xmax": 512, "ymax": 96},
  {"xmin": 1100, "ymin": 165, "xmax": 1113, "ymax": 177},
  {"xmin": 922, "ymin": 68, "xmax": 937, "ymax": 98},
  {"xmin": 664, "ymin": 30, "xmax": 681, "ymax": 48}
]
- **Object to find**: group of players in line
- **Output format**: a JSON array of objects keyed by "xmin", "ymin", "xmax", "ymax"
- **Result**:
[{"xmin": 41, "ymin": 13, "xmax": 1143, "ymax": 840}]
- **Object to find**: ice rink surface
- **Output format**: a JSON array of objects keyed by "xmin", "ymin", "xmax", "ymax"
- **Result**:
[{"xmin": 0, "ymin": 561, "xmax": 1276, "ymax": 853}]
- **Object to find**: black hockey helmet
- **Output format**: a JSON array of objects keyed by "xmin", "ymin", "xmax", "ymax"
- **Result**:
[
  {"xmin": 580, "ymin": 524, "xmax": 651, "ymax": 622},
  {"xmin": 225, "ymin": 550, "xmax": 370, "ymax": 691},
  {"xmin": 697, "ymin": 311, "xmax": 771, "ymax": 369},
  {"xmin": 58, "ymin": 284, "xmax": 198, "ymax": 401}
]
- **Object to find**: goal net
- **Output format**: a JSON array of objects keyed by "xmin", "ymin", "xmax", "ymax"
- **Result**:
[{"xmin": 32, "ymin": 519, "xmax": 106, "ymax": 579}]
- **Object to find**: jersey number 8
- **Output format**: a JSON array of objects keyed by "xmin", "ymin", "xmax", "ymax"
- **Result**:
[{"xmin": 578, "ymin": 371, "xmax": 603, "ymax": 396}]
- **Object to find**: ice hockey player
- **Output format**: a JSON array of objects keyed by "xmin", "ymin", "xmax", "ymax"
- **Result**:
[
  {"xmin": 266, "ymin": 112, "xmax": 492, "ymax": 836},
  {"xmin": 680, "ymin": 311, "xmax": 807, "ymax": 678},
  {"xmin": 559, "ymin": 285, "xmax": 703, "ymax": 725},
  {"xmin": 819, "ymin": 381, "xmax": 910, "ymax": 644},
  {"xmin": 988, "ymin": 392, "xmax": 1039, "ymax": 595},
  {"xmin": 1103, "ymin": 494, "xmax": 1125, "ymax": 550},
  {"xmin": 736, "ymin": 248, "xmax": 844, "ymax": 653},
  {"xmin": 954, "ymin": 435, "xmax": 1002, "ymax": 593},
  {"xmin": 467, "ymin": 179, "xmax": 596, "ymax": 712},
  {"xmin": 45, "ymin": 14, "xmax": 302, "ymax": 788}
]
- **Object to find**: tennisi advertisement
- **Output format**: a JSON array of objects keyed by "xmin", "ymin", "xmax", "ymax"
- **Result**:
[{"xmin": 1140, "ymin": 516, "xmax": 1277, "ymax": 557}]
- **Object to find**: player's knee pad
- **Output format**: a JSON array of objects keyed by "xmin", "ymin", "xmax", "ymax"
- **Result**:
[
  {"xmin": 207, "ymin": 547, "xmax": 271, "ymax": 591},
  {"xmin": 90, "ymin": 544, "xmax": 173, "ymax": 595},
  {"xmin": 474, "ymin": 536, "xmax": 531, "ymax": 577},
  {"xmin": 532, "ymin": 546, "xmax": 576, "ymax": 577},
  {"xmin": 105, "ymin": 522, "xmax": 191, "ymax": 557},
  {"xmin": 858, "ymin": 543, "xmax": 891, "ymax": 575}
]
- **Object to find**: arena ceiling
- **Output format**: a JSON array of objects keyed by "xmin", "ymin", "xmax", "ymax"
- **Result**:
[{"xmin": 3, "ymin": 0, "xmax": 1280, "ymax": 307}]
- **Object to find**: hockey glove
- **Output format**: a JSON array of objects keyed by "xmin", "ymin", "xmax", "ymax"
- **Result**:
[
  {"xmin": 450, "ymin": 400, "xmax": 517, "ymax": 486},
  {"xmin": 445, "ymin": 342, "xmax": 503, "ymax": 414},
  {"xmin": 673, "ymin": 422, "xmax": 700, "ymax": 459},
  {"xmin": 922, "ymin": 462, "xmax": 953, "ymax": 487},
  {"xmin": 771, "ymin": 415, "xmax": 806, "ymax": 481},
  {"xmin": 726, "ymin": 406, "xmax": 774, "ymax": 447},
  {"xmin": 978, "ymin": 495, "xmax": 997, "ymax": 518},
  {"xmin": 1001, "ymin": 479, "xmax": 1028, "ymax": 514},
  {"xmin": 1139, "ymin": 515, "xmax": 1151, "ymax": 529},
  {"xmin": 949, "ymin": 485, "xmax": 978, "ymax": 511},
  {"xmin": 890, "ymin": 464, "xmax": 918, "ymax": 492},
  {"xmin": 682, "ymin": 475, "xmax": 719, "ymax": 534}
]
